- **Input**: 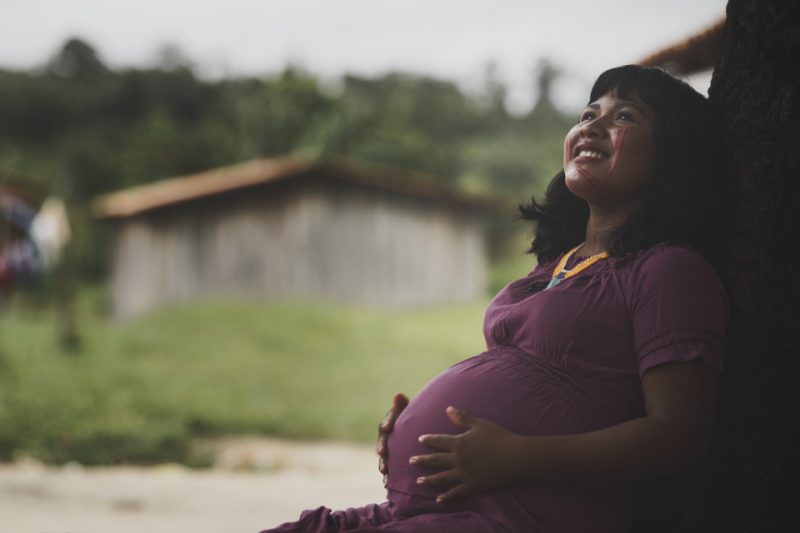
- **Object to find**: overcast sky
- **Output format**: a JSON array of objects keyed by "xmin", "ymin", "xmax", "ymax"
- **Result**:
[{"xmin": 0, "ymin": 0, "xmax": 727, "ymax": 112}]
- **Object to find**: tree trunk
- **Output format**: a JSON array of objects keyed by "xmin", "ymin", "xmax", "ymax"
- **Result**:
[{"xmin": 704, "ymin": 1, "xmax": 800, "ymax": 531}]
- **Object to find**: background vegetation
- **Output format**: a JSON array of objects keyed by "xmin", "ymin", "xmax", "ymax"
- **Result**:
[
  {"xmin": 0, "ymin": 289, "xmax": 500, "ymax": 465},
  {"xmin": 0, "ymin": 37, "xmax": 570, "ymax": 465},
  {"xmin": 0, "ymin": 38, "xmax": 575, "ymax": 277}
]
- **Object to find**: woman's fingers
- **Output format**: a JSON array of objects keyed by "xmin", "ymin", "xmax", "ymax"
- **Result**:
[
  {"xmin": 416, "ymin": 469, "xmax": 461, "ymax": 487},
  {"xmin": 376, "ymin": 393, "xmax": 409, "ymax": 476},
  {"xmin": 416, "ymin": 407, "xmax": 479, "ymax": 452},
  {"xmin": 445, "ymin": 406, "xmax": 479, "ymax": 429},
  {"xmin": 377, "ymin": 393, "xmax": 409, "ymax": 455},
  {"xmin": 409, "ymin": 452, "xmax": 456, "ymax": 469},
  {"xmin": 379, "ymin": 393, "xmax": 409, "ymax": 433},
  {"xmin": 435, "ymin": 482, "xmax": 475, "ymax": 504},
  {"xmin": 394, "ymin": 393, "xmax": 410, "ymax": 411},
  {"xmin": 379, "ymin": 408, "xmax": 395, "ymax": 433},
  {"xmin": 418, "ymin": 433, "xmax": 459, "ymax": 451},
  {"xmin": 376, "ymin": 433, "xmax": 388, "ymax": 456}
]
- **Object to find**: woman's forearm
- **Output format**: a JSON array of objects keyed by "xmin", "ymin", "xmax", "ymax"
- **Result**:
[
  {"xmin": 507, "ymin": 362, "xmax": 718, "ymax": 483},
  {"xmin": 415, "ymin": 364, "xmax": 717, "ymax": 500},
  {"xmin": 509, "ymin": 414, "xmax": 709, "ymax": 483}
]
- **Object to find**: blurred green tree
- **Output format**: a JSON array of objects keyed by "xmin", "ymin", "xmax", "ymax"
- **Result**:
[
  {"xmin": 47, "ymin": 38, "xmax": 108, "ymax": 79},
  {"xmin": 0, "ymin": 36, "xmax": 576, "ymax": 279}
]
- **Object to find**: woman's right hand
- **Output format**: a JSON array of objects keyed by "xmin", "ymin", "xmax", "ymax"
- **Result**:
[{"xmin": 377, "ymin": 392, "xmax": 409, "ymax": 484}]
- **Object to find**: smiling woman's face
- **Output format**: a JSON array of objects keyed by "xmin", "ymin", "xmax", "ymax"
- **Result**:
[{"xmin": 563, "ymin": 91, "xmax": 656, "ymax": 211}]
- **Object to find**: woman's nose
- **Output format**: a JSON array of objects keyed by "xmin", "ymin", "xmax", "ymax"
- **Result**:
[{"xmin": 578, "ymin": 117, "xmax": 608, "ymax": 139}]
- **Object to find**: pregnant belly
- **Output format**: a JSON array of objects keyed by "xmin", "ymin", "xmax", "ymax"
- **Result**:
[
  {"xmin": 387, "ymin": 347, "xmax": 552, "ymax": 509},
  {"xmin": 385, "ymin": 345, "xmax": 604, "ymax": 510},
  {"xmin": 383, "ymin": 344, "xmax": 639, "ymax": 529}
]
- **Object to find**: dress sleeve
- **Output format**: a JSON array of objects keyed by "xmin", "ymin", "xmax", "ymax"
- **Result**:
[{"xmin": 629, "ymin": 246, "xmax": 728, "ymax": 379}]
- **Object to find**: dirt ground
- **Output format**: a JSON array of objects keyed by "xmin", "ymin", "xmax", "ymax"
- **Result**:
[{"xmin": 0, "ymin": 437, "xmax": 387, "ymax": 533}]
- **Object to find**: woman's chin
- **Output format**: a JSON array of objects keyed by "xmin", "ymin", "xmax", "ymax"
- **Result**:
[{"xmin": 564, "ymin": 174, "xmax": 597, "ymax": 201}]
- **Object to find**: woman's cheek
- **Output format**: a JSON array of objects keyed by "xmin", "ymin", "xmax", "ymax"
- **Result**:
[
  {"xmin": 563, "ymin": 130, "xmax": 578, "ymax": 168},
  {"xmin": 600, "ymin": 128, "xmax": 628, "ymax": 186},
  {"xmin": 564, "ymin": 130, "xmax": 602, "ymax": 194}
]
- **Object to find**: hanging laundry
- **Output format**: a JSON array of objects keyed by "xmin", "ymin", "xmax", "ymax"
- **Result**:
[{"xmin": 0, "ymin": 192, "xmax": 70, "ymax": 301}]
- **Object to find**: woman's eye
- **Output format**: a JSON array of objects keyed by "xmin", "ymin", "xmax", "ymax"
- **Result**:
[
  {"xmin": 616, "ymin": 112, "xmax": 634, "ymax": 121},
  {"xmin": 579, "ymin": 112, "xmax": 595, "ymax": 123}
]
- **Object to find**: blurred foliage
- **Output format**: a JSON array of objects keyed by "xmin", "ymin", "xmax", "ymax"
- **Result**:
[
  {"xmin": 0, "ymin": 286, "xmax": 497, "ymax": 465},
  {"xmin": 0, "ymin": 39, "xmax": 565, "ymax": 465},
  {"xmin": 0, "ymin": 37, "xmax": 575, "ymax": 278},
  {"xmin": 0, "ymin": 244, "xmax": 535, "ymax": 465}
]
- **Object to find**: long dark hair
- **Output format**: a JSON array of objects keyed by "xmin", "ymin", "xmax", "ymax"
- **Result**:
[{"xmin": 520, "ymin": 65, "xmax": 731, "ymax": 265}]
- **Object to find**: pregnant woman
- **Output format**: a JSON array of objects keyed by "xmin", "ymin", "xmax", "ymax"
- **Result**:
[{"xmin": 261, "ymin": 65, "xmax": 729, "ymax": 533}]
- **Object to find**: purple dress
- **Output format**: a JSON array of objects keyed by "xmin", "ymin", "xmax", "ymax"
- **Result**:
[{"xmin": 261, "ymin": 244, "xmax": 728, "ymax": 533}]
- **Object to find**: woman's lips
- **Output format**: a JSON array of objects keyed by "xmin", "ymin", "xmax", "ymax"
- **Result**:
[
  {"xmin": 573, "ymin": 151, "xmax": 609, "ymax": 164},
  {"xmin": 572, "ymin": 142, "xmax": 611, "ymax": 160}
]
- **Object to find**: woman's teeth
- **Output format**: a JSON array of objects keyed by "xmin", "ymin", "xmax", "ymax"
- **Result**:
[{"xmin": 577, "ymin": 150, "xmax": 608, "ymax": 160}]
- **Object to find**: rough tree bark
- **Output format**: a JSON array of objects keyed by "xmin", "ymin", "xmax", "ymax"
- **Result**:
[
  {"xmin": 707, "ymin": 1, "xmax": 800, "ymax": 531},
  {"xmin": 662, "ymin": 1, "xmax": 800, "ymax": 532},
  {"xmin": 632, "ymin": 2, "xmax": 799, "ymax": 532}
]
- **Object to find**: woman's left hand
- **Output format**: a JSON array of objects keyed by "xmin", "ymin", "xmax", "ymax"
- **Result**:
[{"xmin": 411, "ymin": 406, "xmax": 522, "ymax": 504}]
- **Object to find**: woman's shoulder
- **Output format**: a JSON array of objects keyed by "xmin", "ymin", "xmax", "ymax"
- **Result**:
[
  {"xmin": 617, "ymin": 242, "xmax": 714, "ymax": 275},
  {"xmin": 618, "ymin": 242, "xmax": 726, "ymax": 302}
]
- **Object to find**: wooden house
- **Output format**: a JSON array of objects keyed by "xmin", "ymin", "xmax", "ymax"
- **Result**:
[{"xmin": 93, "ymin": 158, "xmax": 511, "ymax": 318}]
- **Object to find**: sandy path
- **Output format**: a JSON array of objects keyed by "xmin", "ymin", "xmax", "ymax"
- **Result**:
[{"xmin": 0, "ymin": 438, "xmax": 387, "ymax": 533}]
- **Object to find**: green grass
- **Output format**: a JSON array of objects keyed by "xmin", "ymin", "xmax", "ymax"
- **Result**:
[
  {"xmin": 0, "ymin": 251, "xmax": 537, "ymax": 466},
  {"xmin": 0, "ymin": 288, "xmax": 492, "ymax": 465}
]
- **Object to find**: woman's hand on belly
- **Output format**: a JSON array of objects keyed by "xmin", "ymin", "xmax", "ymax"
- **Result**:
[
  {"xmin": 377, "ymin": 392, "xmax": 409, "ymax": 485},
  {"xmin": 411, "ymin": 406, "xmax": 523, "ymax": 504}
]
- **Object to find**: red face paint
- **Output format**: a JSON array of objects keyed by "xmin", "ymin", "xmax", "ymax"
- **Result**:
[
  {"xmin": 598, "ymin": 127, "xmax": 627, "ymax": 187},
  {"xmin": 565, "ymin": 134, "xmax": 577, "ymax": 164},
  {"xmin": 578, "ymin": 168, "xmax": 599, "ymax": 189},
  {"xmin": 566, "ymin": 131, "xmax": 601, "ymax": 189},
  {"xmin": 564, "ymin": 92, "xmax": 655, "ymax": 205}
]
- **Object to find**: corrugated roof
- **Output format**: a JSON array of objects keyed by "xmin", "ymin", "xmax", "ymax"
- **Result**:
[
  {"xmin": 92, "ymin": 157, "xmax": 513, "ymax": 219},
  {"xmin": 639, "ymin": 17, "xmax": 725, "ymax": 75}
]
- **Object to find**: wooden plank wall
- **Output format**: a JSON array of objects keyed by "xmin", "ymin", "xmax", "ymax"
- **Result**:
[{"xmin": 110, "ymin": 178, "xmax": 489, "ymax": 318}]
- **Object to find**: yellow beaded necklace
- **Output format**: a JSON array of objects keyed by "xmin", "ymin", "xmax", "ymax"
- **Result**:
[{"xmin": 546, "ymin": 243, "xmax": 609, "ymax": 290}]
